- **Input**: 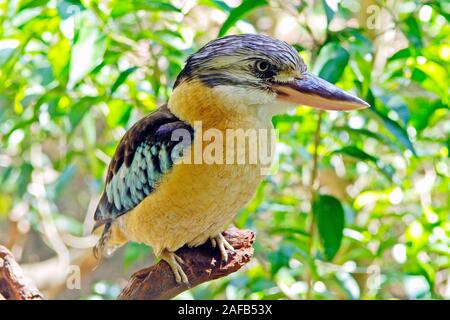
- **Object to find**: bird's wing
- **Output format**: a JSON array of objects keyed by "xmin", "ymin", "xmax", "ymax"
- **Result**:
[{"xmin": 93, "ymin": 104, "xmax": 194, "ymax": 230}]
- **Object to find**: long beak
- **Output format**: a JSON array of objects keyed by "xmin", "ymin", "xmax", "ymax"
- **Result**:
[{"xmin": 273, "ymin": 72, "xmax": 370, "ymax": 111}]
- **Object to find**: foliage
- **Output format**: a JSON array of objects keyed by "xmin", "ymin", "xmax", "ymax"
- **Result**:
[{"xmin": 0, "ymin": 0, "xmax": 449, "ymax": 300}]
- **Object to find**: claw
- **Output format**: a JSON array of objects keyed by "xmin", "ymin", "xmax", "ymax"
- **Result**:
[
  {"xmin": 210, "ymin": 233, "xmax": 235, "ymax": 263},
  {"xmin": 160, "ymin": 250, "xmax": 189, "ymax": 285}
]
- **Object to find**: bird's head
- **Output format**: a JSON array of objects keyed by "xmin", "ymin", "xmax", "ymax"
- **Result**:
[{"xmin": 172, "ymin": 34, "xmax": 369, "ymax": 120}]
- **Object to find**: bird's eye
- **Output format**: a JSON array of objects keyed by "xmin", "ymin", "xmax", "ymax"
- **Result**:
[
  {"xmin": 254, "ymin": 60, "xmax": 275, "ymax": 79},
  {"xmin": 255, "ymin": 60, "xmax": 270, "ymax": 72}
]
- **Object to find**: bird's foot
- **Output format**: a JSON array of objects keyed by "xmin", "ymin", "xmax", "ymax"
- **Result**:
[
  {"xmin": 210, "ymin": 233, "xmax": 235, "ymax": 263},
  {"xmin": 160, "ymin": 250, "xmax": 189, "ymax": 285}
]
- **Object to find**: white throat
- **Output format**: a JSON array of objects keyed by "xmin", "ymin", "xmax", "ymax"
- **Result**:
[{"xmin": 212, "ymin": 85, "xmax": 297, "ymax": 122}]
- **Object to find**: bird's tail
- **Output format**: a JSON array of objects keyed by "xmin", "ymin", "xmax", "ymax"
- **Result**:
[
  {"xmin": 93, "ymin": 221, "xmax": 127, "ymax": 264},
  {"xmin": 93, "ymin": 222, "xmax": 112, "ymax": 260}
]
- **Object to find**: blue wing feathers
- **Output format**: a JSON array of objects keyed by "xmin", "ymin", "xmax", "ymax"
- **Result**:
[{"xmin": 93, "ymin": 105, "xmax": 193, "ymax": 229}]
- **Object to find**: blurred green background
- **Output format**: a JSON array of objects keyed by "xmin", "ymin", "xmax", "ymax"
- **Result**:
[{"xmin": 0, "ymin": 0, "xmax": 449, "ymax": 300}]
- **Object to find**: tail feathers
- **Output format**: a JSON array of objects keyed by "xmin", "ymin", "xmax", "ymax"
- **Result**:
[
  {"xmin": 93, "ymin": 222, "xmax": 112, "ymax": 260},
  {"xmin": 93, "ymin": 222, "xmax": 126, "ymax": 263},
  {"xmin": 92, "ymin": 192, "xmax": 111, "ymax": 233}
]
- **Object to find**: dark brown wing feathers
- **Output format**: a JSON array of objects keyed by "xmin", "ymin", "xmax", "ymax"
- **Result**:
[{"xmin": 93, "ymin": 105, "xmax": 194, "ymax": 230}]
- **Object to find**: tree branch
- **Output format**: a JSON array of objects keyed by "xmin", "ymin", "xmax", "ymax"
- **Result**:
[
  {"xmin": 0, "ymin": 245, "xmax": 43, "ymax": 300},
  {"xmin": 117, "ymin": 227, "xmax": 255, "ymax": 300},
  {"xmin": 0, "ymin": 227, "xmax": 255, "ymax": 300}
]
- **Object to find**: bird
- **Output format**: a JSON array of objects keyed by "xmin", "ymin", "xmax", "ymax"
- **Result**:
[{"xmin": 92, "ymin": 34, "xmax": 369, "ymax": 284}]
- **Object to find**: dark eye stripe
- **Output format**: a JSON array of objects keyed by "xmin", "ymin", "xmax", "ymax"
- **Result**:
[{"xmin": 173, "ymin": 34, "xmax": 307, "ymax": 88}]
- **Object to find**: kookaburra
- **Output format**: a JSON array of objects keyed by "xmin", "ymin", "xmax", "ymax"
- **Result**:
[{"xmin": 92, "ymin": 34, "xmax": 369, "ymax": 284}]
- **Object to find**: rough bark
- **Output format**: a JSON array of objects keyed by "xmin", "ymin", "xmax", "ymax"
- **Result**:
[
  {"xmin": 117, "ymin": 227, "xmax": 255, "ymax": 300},
  {"xmin": 0, "ymin": 227, "xmax": 255, "ymax": 300},
  {"xmin": 0, "ymin": 245, "xmax": 43, "ymax": 300}
]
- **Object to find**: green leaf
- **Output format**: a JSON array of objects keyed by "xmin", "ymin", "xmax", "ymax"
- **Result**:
[
  {"xmin": 272, "ymin": 114, "xmax": 304, "ymax": 125},
  {"xmin": 0, "ymin": 41, "xmax": 19, "ymax": 68},
  {"xmin": 110, "ymin": 67, "xmax": 137, "ymax": 95},
  {"xmin": 68, "ymin": 96, "xmax": 100, "ymax": 134},
  {"xmin": 411, "ymin": 68, "xmax": 427, "ymax": 83},
  {"xmin": 335, "ymin": 126, "xmax": 402, "ymax": 154},
  {"xmin": 313, "ymin": 42, "xmax": 349, "ymax": 84},
  {"xmin": 18, "ymin": 163, "xmax": 33, "ymax": 196},
  {"xmin": 402, "ymin": 15, "xmax": 423, "ymax": 49},
  {"xmin": 332, "ymin": 146, "xmax": 395, "ymax": 180},
  {"xmin": 111, "ymin": 0, "xmax": 180, "ymax": 18},
  {"xmin": 436, "ymin": 0, "xmax": 450, "ymax": 22},
  {"xmin": 267, "ymin": 242, "xmax": 304, "ymax": 275},
  {"xmin": 48, "ymin": 37, "xmax": 71, "ymax": 85},
  {"xmin": 68, "ymin": 14, "xmax": 107, "ymax": 89},
  {"xmin": 199, "ymin": 0, "xmax": 231, "ymax": 12},
  {"xmin": 406, "ymin": 97, "xmax": 445, "ymax": 132},
  {"xmin": 18, "ymin": 0, "xmax": 48, "ymax": 11},
  {"xmin": 378, "ymin": 94, "xmax": 410, "ymax": 126},
  {"xmin": 106, "ymin": 100, "xmax": 132, "ymax": 127},
  {"xmin": 322, "ymin": 0, "xmax": 336, "ymax": 26},
  {"xmin": 313, "ymin": 194, "xmax": 345, "ymax": 261},
  {"xmin": 218, "ymin": 0, "xmax": 267, "ymax": 37},
  {"xmin": 52, "ymin": 164, "xmax": 76, "ymax": 200},
  {"xmin": 369, "ymin": 107, "xmax": 417, "ymax": 156},
  {"xmin": 388, "ymin": 48, "xmax": 412, "ymax": 62},
  {"xmin": 332, "ymin": 146, "xmax": 378, "ymax": 162},
  {"xmin": 270, "ymin": 227, "xmax": 310, "ymax": 238}
]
